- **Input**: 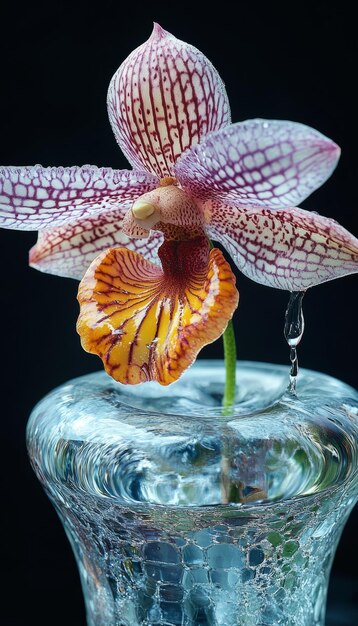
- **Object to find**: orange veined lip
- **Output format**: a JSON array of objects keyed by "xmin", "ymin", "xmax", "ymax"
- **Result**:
[{"xmin": 77, "ymin": 237, "xmax": 239, "ymax": 385}]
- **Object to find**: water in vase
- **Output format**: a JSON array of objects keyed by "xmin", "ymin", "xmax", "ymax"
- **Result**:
[{"xmin": 27, "ymin": 362, "xmax": 358, "ymax": 626}]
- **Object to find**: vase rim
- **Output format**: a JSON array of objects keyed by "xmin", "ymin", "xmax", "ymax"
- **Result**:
[{"xmin": 40, "ymin": 359, "xmax": 358, "ymax": 422}]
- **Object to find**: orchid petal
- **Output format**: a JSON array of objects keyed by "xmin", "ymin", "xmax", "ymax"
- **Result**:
[
  {"xmin": 107, "ymin": 23, "xmax": 231, "ymax": 178},
  {"xmin": 30, "ymin": 210, "xmax": 163, "ymax": 280},
  {"xmin": 77, "ymin": 237, "xmax": 239, "ymax": 385},
  {"xmin": 175, "ymin": 119, "xmax": 340, "ymax": 208},
  {"xmin": 0, "ymin": 165, "xmax": 158, "ymax": 230},
  {"xmin": 205, "ymin": 199, "xmax": 358, "ymax": 290}
]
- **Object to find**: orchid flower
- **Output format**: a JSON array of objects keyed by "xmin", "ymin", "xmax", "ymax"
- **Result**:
[{"xmin": 1, "ymin": 24, "xmax": 357, "ymax": 386}]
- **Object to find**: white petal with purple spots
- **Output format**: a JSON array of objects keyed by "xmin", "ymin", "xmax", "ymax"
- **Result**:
[
  {"xmin": 175, "ymin": 119, "xmax": 340, "ymax": 208},
  {"xmin": 0, "ymin": 165, "xmax": 158, "ymax": 230},
  {"xmin": 204, "ymin": 199, "xmax": 358, "ymax": 290}
]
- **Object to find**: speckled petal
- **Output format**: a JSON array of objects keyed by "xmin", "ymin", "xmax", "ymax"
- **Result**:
[
  {"xmin": 77, "ymin": 237, "xmax": 239, "ymax": 385},
  {"xmin": 205, "ymin": 199, "xmax": 358, "ymax": 290},
  {"xmin": 175, "ymin": 119, "xmax": 340, "ymax": 207},
  {"xmin": 0, "ymin": 165, "xmax": 158, "ymax": 230},
  {"xmin": 107, "ymin": 23, "xmax": 231, "ymax": 178},
  {"xmin": 30, "ymin": 210, "xmax": 163, "ymax": 280}
]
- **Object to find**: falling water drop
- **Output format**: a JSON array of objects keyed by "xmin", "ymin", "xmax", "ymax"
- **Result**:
[{"xmin": 284, "ymin": 291, "xmax": 305, "ymax": 394}]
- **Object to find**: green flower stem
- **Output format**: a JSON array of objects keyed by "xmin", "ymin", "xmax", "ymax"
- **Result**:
[
  {"xmin": 208, "ymin": 239, "xmax": 238, "ymax": 502},
  {"xmin": 208, "ymin": 238, "xmax": 237, "ymax": 412},
  {"xmin": 222, "ymin": 319, "xmax": 237, "ymax": 412},
  {"xmin": 221, "ymin": 320, "xmax": 238, "ymax": 502}
]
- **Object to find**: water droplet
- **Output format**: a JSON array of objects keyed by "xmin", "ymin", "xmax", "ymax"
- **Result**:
[{"xmin": 284, "ymin": 291, "xmax": 305, "ymax": 394}]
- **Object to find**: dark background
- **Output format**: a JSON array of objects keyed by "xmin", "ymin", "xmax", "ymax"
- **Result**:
[{"xmin": 0, "ymin": 1, "xmax": 357, "ymax": 624}]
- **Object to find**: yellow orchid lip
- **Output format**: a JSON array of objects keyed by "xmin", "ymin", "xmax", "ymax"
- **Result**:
[{"xmin": 77, "ymin": 237, "xmax": 239, "ymax": 385}]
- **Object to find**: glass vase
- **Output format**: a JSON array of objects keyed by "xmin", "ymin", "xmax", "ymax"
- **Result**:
[{"xmin": 26, "ymin": 361, "xmax": 358, "ymax": 626}]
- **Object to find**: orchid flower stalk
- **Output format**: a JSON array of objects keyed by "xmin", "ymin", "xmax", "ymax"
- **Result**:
[{"xmin": 1, "ymin": 24, "xmax": 357, "ymax": 394}]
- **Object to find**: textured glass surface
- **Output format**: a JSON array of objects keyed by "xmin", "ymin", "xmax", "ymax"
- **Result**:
[{"xmin": 27, "ymin": 361, "xmax": 358, "ymax": 626}]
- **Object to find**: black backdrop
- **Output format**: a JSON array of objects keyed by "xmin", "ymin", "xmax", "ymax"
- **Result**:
[{"xmin": 1, "ymin": 1, "xmax": 357, "ymax": 624}]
